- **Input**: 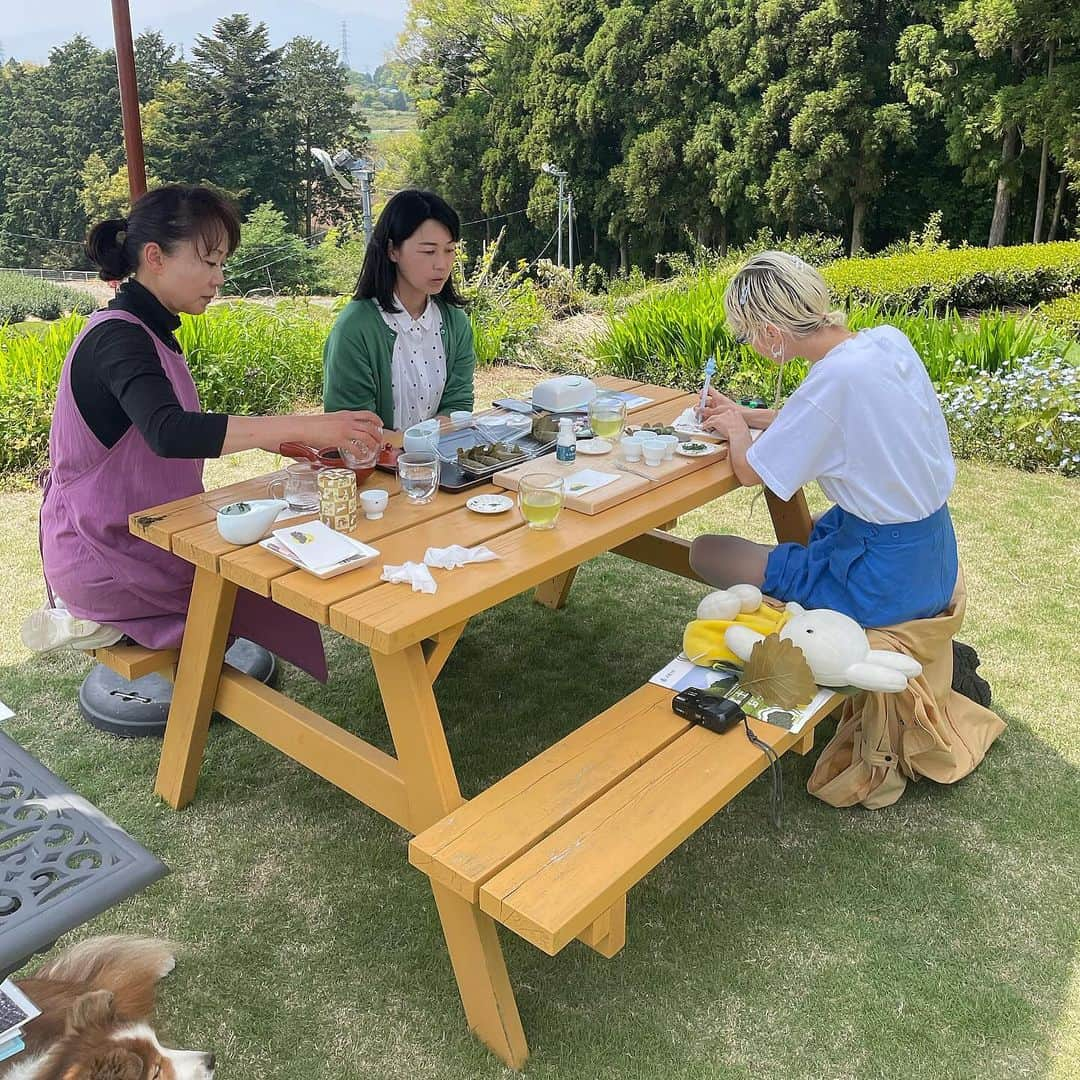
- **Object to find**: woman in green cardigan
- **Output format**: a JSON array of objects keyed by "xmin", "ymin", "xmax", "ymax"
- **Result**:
[{"xmin": 323, "ymin": 189, "xmax": 476, "ymax": 431}]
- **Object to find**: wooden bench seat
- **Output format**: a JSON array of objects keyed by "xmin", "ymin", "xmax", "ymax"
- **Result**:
[
  {"xmin": 88, "ymin": 643, "xmax": 178, "ymax": 682},
  {"xmin": 410, "ymin": 681, "xmax": 842, "ymax": 958}
]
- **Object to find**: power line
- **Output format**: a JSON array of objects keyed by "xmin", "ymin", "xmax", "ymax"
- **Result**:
[
  {"xmin": 459, "ymin": 208, "xmax": 529, "ymax": 228},
  {"xmin": 0, "ymin": 229, "xmax": 85, "ymax": 247}
]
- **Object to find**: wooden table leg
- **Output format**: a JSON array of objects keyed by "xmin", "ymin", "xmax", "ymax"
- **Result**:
[
  {"xmin": 765, "ymin": 487, "xmax": 813, "ymax": 546},
  {"xmin": 421, "ymin": 620, "xmax": 467, "ymax": 682},
  {"xmin": 154, "ymin": 567, "xmax": 237, "ymax": 810},
  {"xmin": 534, "ymin": 567, "xmax": 578, "ymax": 610},
  {"xmin": 372, "ymin": 645, "xmax": 528, "ymax": 1067}
]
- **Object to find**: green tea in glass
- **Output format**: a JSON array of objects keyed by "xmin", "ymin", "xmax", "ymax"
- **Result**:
[
  {"xmin": 588, "ymin": 394, "xmax": 627, "ymax": 440},
  {"xmin": 518, "ymin": 472, "xmax": 565, "ymax": 530}
]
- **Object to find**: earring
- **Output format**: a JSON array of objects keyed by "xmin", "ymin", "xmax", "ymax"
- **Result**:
[{"xmin": 772, "ymin": 346, "xmax": 782, "ymax": 360}]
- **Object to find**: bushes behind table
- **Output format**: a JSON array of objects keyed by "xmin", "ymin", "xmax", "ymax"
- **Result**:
[
  {"xmin": 177, "ymin": 300, "xmax": 329, "ymax": 415},
  {"xmin": 0, "ymin": 273, "xmax": 96, "ymax": 323},
  {"xmin": 824, "ymin": 242, "xmax": 1080, "ymax": 313},
  {"xmin": 0, "ymin": 314, "xmax": 84, "ymax": 471},
  {"xmin": 0, "ymin": 302, "xmax": 332, "ymax": 474},
  {"xmin": 1038, "ymin": 295, "xmax": 1080, "ymax": 340}
]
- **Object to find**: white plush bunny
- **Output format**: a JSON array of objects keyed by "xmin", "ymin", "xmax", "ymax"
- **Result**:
[{"xmin": 724, "ymin": 601, "xmax": 923, "ymax": 692}]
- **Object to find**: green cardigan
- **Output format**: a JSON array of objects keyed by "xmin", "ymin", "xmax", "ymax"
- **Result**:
[{"xmin": 322, "ymin": 296, "xmax": 476, "ymax": 428}]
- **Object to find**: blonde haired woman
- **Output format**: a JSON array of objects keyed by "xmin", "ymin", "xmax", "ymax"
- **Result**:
[{"xmin": 689, "ymin": 251, "xmax": 958, "ymax": 628}]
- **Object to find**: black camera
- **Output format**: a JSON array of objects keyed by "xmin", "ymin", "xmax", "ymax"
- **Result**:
[{"xmin": 671, "ymin": 686, "xmax": 745, "ymax": 734}]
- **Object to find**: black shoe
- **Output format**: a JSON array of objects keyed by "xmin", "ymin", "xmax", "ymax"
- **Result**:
[{"xmin": 951, "ymin": 640, "xmax": 991, "ymax": 707}]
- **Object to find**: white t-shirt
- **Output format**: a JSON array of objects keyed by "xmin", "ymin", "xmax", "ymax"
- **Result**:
[
  {"xmin": 746, "ymin": 325, "xmax": 955, "ymax": 524},
  {"xmin": 378, "ymin": 294, "xmax": 447, "ymax": 430}
]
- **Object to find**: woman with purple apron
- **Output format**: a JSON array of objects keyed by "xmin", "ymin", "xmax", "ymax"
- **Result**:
[{"xmin": 23, "ymin": 184, "xmax": 383, "ymax": 698}]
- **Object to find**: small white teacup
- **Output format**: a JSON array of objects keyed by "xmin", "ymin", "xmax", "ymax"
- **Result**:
[
  {"xmin": 642, "ymin": 438, "xmax": 666, "ymax": 467},
  {"xmin": 621, "ymin": 435, "xmax": 644, "ymax": 462},
  {"xmin": 360, "ymin": 489, "xmax": 389, "ymax": 520},
  {"xmin": 656, "ymin": 434, "xmax": 679, "ymax": 460}
]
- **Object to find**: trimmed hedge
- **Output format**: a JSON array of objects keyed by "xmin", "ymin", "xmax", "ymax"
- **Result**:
[
  {"xmin": 823, "ymin": 242, "xmax": 1080, "ymax": 313},
  {"xmin": 0, "ymin": 272, "xmax": 97, "ymax": 323},
  {"xmin": 1039, "ymin": 295, "xmax": 1080, "ymax": 339}
]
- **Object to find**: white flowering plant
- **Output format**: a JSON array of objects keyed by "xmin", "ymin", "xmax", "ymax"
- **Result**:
[{"xmin": 939, "ymin": 352, "xmax": 1080, "ymax": 477}]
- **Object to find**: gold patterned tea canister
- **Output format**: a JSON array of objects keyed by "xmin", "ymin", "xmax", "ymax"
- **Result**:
[{"xmin": 317, "ymin": 468, "xmax": 358, "ymax": 531}]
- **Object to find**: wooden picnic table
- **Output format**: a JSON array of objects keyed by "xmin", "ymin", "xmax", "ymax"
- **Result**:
[{"xmin": 129, "ymin": 376, "xmax": 814, "ymax": 1065}]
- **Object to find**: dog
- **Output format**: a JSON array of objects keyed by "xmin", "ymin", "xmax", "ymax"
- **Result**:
[{"xmin": 2, "ymin": 936, "xmax": 215, "ymax": 1080}]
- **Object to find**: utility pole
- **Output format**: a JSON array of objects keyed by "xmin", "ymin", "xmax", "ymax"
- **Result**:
[
  {"xmin": 541, "ymin": 162, "xmax": 569, "ymax": 267},
  {"xmin": 357, "ymin": 160, "xmax": 374, "ymax": 245},
  {"xmin": 111, "ymin": 0, "xmax": 147, "ymax": 202},
  {"xmin": 567, "ymin": 190, "xmax": 574, "ymax": 278}
]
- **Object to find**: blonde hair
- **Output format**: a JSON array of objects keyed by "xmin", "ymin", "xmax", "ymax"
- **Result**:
[{"xmin": 723, "ymin": 251, "xmax": 847, "ymax": 343}]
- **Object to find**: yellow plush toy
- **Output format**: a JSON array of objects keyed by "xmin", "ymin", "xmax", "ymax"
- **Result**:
[{"xmin": 683, "ymin": 584, "xmax": 791, "ymax": 666}]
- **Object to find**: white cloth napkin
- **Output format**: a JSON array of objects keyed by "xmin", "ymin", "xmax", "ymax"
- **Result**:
[
  {"xmin": 423, "ymin": 544, "xmax": 501, "ymax": 569},
  {"xmin": 380, "ymin": 561, "xmax": 438, "ymax": 594}
]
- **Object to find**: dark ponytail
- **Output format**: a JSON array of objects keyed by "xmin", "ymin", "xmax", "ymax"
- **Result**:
[
  {"xmin": 85, "ymin": 184, "xmax": 241, "ymax": 282},
  {"xmin": 86, "ymin": 217, "xmax": 133, "ymax": 281}
]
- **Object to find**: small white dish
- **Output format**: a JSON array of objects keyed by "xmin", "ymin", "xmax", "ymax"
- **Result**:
[
  {"xmin": 259, "ymin": 535, "xmax": 379, "ymax": 578},
  {"xmin": 466, "ymin": 494, "xmax": 514, "ymax": 515},
  {"xmin": 676, "ymin": 441, "xmax": 721, "ymax": 458},
  {"xmin": 575, "ymin": 438, "xmax": 613, "ymax": 456}
]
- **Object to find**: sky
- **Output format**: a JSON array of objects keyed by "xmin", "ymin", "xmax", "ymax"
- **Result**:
[{"xmin": 2, "ymin": 1, "xmax": 410, "ymax": 72}]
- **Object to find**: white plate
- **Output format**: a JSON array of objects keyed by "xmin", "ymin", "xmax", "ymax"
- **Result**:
[
  {"xmin": 676, "ymin": 441, "xmax": 721, "ymax": 457},
  {"xmin": 466, "ymin": 494, "xmax": 514, "ymax": 515},
  {"xmin": 259, "ymin": 535, "xmax": 379, "ymax": 578},
  {"xmin": 575, "ymin": 438, "xmax": 613, "ymax": 456}
]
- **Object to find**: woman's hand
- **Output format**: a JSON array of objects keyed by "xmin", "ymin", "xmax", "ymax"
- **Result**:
[
  {"xmin": 700, "ymin": 387, "xmax": 740, "ymax": 417},
  {"xmin": 702, "ymin": 409, "xmax": 750, "ymax": 440},
  {"xmin": 307, "ymin": 410, "xmax": 385, "ymax": 453}
]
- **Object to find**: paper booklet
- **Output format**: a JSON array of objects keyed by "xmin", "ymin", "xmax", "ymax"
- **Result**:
[
  {"xmin": 0, "ymin": 978, "xmax": 40, "ymax": 1047},
  {"xmin": 271, "ymin": 521, "xmax": 359, "ymax": 571},
  {"xmin": 650, "ymin": 655, "xmax": 838, "ymax": 735}
]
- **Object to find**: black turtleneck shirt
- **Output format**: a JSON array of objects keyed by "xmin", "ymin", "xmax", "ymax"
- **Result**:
[{"xmin": 69, "ymin": 279, "xmax": 228, "ymax": 458}]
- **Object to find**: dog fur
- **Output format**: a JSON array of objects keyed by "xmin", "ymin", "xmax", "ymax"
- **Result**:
[{"xmin": 1, "ymin": 936, "xmax": 215, "ymax": 1080}]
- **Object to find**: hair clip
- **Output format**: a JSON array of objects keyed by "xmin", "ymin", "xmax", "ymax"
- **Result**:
[
  {"xmin": 115, "ymin": 230, "xmax": 126, "ymax": 246},
  {"xmin": 739, "ymin": 280, "xmax": 750, "ymax": 305}
]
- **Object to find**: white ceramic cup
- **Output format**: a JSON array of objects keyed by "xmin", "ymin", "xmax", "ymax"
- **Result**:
[
  {"xmin": 449, "ymin": 410, "xmax": 473, "ymax": 425},
  {"xmin": 642, "ymin": 438, "xmax": 666, "ymax": 467},
  {"xmin": 657, "ymin": 434, "xmax": 679, "ymax": 460},
  {"xmin": 360, "ymin": 489, "xmax": 390, "ymax": 520},
  {"xmin": 403, "ymin": 419, "xmax": 441, "ymax": 455},
  {"xmin": 621, "ymin": 435, "xmax": 644, "ymax": 462}
]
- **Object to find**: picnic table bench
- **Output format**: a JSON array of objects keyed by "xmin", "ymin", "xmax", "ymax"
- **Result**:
[{"xmin": 126, "ymin": 377, "xmax": 829, "ymax": 1067}]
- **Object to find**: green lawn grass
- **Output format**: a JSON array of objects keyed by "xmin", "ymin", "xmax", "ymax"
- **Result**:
[{"xmin": 1, "ymin": 378, "xmax": 1078, "ymax": 1078}]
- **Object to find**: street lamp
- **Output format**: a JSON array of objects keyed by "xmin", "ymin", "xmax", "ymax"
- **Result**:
[{"xmin": 312, "ymin": 147, "xmax": 376, "ymax": 245}]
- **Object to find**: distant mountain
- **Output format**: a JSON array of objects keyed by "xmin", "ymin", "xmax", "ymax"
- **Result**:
[{"xmin": 3, "ymin": 1, "xmax": 408, "ymax": 72}]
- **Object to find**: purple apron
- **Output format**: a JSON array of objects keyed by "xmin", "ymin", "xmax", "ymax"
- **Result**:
[{"xmin": 40, "ymin": 309, "xmax": 328, "ymax": 681}]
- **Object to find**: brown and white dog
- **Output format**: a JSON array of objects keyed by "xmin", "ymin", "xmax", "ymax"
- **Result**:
[{"xmin": 1, "ymin": 936, "xmax": 215, "ymax": 1080}]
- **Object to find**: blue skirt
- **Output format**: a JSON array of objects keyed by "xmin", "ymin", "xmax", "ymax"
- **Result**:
[{"xmin": 762, "ymin": 503, "xmax": 958, "ymax": 628}]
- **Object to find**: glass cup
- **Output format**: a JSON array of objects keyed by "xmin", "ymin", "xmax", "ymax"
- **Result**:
[
  {"xmin": 518, "ymin": 472, "xmax": 565, "ymax": 530},
  {"xmin": 588, "ymin": 394, "xmax": 627, "ymax": 441},
  {"xmin": 268, "ymin": 462, "xmax": 321, "ymax": 511},
  {"xmin": 397, "ymin": 452, "xmax": 440, "ymax": 504}
]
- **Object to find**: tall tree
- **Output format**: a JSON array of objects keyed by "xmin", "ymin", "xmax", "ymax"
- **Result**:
[{"xmin": 274, "ymin": 37, "xmax": 368, "ymax": 236}]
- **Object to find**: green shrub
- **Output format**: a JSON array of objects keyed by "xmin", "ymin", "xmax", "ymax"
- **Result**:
[
  {"xmin": 1038, "ymin": 295, "xmax": 1080, "ymax": 340},
  {"xmin": 0, "ymin": 314, "xmax": 85, "ymax": 471},
  {"xmin": 0, "ymin": 273, "xmax": 96, "ymax": 323},
  {"xmin": 222, "ymin": 204, "xmax": 318, "ymax": 296},
  {"xmin": 311, "ymin": 229, "xmax": 367, "ymax": 296},
  {"xmin": 178, "ymin": 300, "xmax": 330, "ymax": 414},
  {"xmin": 823, "ymin": 242, "xmax": 1080, "ymax": 313},
  {"xmin": 0, "ymin": 301, "xmax": 333, "ymax": 474}
]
